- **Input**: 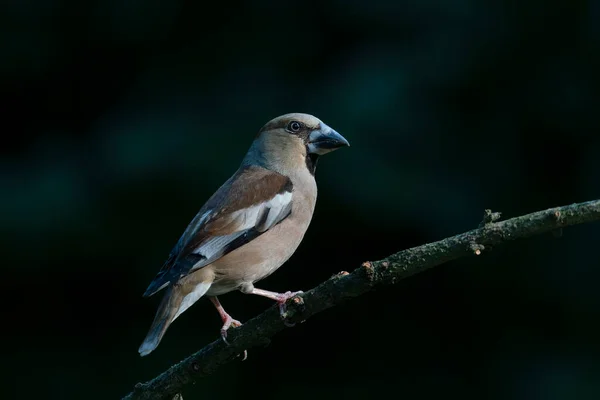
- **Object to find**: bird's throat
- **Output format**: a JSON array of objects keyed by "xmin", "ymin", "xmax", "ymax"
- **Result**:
[{"xmin": 305, "ymin": 153, "xmax": 319, "ymax": 176}]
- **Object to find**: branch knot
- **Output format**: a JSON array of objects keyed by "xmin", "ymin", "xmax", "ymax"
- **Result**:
[
  {"xmin": 361, "ymin": 261, "xmax": 375, "ymax": 282},
  {"xmin": 469, "ymin": 243, "xmax": 485, "ymax": 256},
  {"xmin": 479, "ymin": 209, "xmax": 502, "ymax": 227}
]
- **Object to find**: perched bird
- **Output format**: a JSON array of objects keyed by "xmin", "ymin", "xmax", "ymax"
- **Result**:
[{"xmin": 138, "ymin": 113, "xmax": 349, "ymax": 356}]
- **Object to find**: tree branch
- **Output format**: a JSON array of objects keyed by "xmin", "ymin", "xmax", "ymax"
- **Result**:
[{"xmin": 123, "ymin": 199, "xmax": 600, "ymax": 400}]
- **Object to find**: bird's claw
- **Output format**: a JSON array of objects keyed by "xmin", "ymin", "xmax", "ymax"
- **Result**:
[
  {"xmin": 219, "ymin": 318, "xmax": 247, "ymax": 360},
  {"xmin": 220, "ymin": 330, "xmax": 231, "ymax": 346},
  {"xmin": 220, "ymin": 317, "xmax": 242, "ymax": 346}
]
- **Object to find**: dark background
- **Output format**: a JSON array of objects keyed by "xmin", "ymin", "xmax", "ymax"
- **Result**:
[{"xmin": 2, "ymin": 0, "xmax": 600, "ymax": 399}]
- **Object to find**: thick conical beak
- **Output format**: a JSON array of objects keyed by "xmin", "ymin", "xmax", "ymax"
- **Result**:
[{"xmin": 307, "ymin": 123, "xmax": 350, "ymax": 155}]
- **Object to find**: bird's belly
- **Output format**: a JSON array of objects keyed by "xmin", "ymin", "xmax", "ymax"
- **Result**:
[{"xmin": 207, "ymin": 217, "xmax": 308, "ymax": 294}]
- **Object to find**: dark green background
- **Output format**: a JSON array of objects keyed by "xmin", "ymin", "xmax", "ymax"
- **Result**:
[{"xmin": 2, "ymin": 0, "xmax": 600, "ymax": 399}]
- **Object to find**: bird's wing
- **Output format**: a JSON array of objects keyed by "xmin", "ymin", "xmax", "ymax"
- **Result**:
[{"xmin": 143, "ymin": 165, "xmax": 293, "ymax": 297}]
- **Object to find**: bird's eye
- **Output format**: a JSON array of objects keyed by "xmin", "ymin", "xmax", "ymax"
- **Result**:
[{"xmin": 287, "ymin": 121, "xmax": 302, "ymax": 133}]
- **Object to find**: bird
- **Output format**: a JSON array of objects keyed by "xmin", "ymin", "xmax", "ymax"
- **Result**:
[{"xmin": 138, "ymin": 112, "xmax": 349, "ymax": 357}]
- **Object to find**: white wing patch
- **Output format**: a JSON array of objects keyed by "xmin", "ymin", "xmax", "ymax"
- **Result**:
[
  {"xmin": 193, "ymin": 231, "xmax": 246, "ymax": 260},
  {"xmin": 226, "ymin": 191, "xmax": 293, "ymax": 232},
  {"xmin": 228, "ymin": 204, "xmax": 263, "ymax": 231},
  {"xmin": 259, "ymin": 191, "xmax": 292, "ymax": 231},
  {"xmin": 190, "ymin": 191, "xmax": 293, "ymax": 262}
]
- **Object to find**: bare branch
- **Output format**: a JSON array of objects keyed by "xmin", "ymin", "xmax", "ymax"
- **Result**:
[{"xmin": 123, "ymin": 199, "xmax": 600, "ymax": 400}]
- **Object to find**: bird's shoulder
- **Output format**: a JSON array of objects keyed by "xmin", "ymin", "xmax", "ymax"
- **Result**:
[
  {"xmin": 206, "ymin": 165, "xmax": 293, "ymax": 221},
  {"xmin": 179, "ymin": 164, "xmax": 294, "ymax": 253}
]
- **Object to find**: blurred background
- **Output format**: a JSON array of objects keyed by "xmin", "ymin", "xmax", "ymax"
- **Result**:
[{"xmin": 2, "ymin": 0, "xmax": 600, "ymax": 399}]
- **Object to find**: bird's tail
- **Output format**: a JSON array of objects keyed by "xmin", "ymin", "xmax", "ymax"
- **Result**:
[{"xmin": 138, "ymin": 286, "xmax": 183, "ymax": 357}]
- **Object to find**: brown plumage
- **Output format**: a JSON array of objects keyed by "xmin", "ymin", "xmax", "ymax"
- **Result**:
[{"xmin": 139, "ymin": 113, "xmax": 349, "ymax": 356}]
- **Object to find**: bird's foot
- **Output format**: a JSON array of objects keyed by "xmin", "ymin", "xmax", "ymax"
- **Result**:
[
  {"xmin": 220, "ymin": 315, "xmax": 243, "ymax": 345},
  {"xmin": 247, "ymin": 288, "xmax": 304, "ymax": 327},
  {"xmin": 219, "ymin": 316, "xmax": 247, "ymax": 361},
  {"xmin": 209, "ymin": 296, "xmax": 247, "ymax": 360},
  {"xmin": 276, "ymin": 291, "xmax": 304, "ymax": 327}
]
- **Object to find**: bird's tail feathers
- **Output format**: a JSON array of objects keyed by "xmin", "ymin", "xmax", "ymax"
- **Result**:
[
  {"xmin": 138, "ymin": 281, "xmax": 212, "ymax": 356},
  {"xmin": 138, "ymin": 286, "xmax": 182, "ymax": 357}
]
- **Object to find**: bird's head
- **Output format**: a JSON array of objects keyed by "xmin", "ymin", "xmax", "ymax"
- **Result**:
[{"xmin": 245, "ymin": 113, "xmax": 350, "ymax": 175}]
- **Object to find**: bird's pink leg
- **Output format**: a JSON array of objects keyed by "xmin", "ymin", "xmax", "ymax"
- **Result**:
[
  {"xmin": 209, "ymin": 297, "xmax": 246, "ymax": 359},
  {"xmin": 249, "ymin": 288, "xmax": 304, "ymax": 326}
]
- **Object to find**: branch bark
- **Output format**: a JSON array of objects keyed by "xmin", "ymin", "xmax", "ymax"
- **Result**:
[{"xmin": 123, "ymin": 199, "xmax": 600, "ymax": 400}]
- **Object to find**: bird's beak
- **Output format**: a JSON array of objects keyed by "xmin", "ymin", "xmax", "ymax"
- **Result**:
[{"xmin": 307, "ymin": 123, "xmax": 350, "ymax": 155}]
